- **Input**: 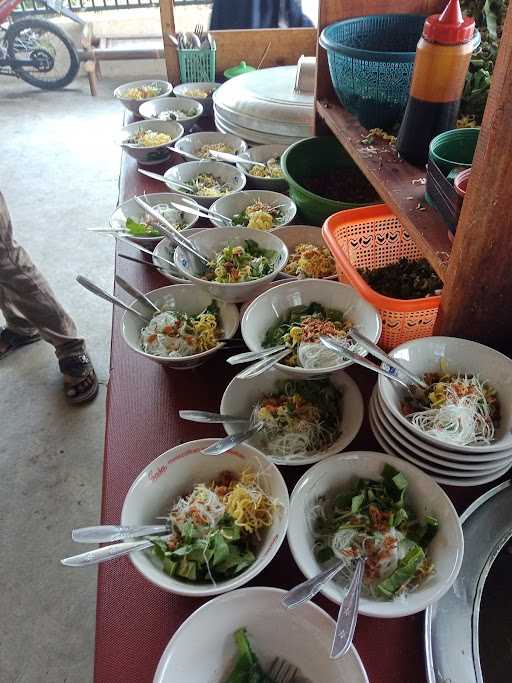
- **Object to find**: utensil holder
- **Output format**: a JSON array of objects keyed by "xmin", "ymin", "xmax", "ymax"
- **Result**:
[{"xmin": 178, "ymin": 48, "xmax": 216, "ymax": 83}]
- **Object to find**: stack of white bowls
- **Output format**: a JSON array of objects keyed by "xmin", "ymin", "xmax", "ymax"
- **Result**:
[{"xmin": 369, "ymin": 336, "xmax": 512, "ymax": 487}]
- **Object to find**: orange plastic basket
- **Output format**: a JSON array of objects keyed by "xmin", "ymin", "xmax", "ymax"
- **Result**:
[{"xmin": 322, "ymin": 204, "xmax": 441, "ymax": 351}]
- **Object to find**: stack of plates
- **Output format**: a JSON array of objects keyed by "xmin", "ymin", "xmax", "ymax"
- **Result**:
[{"xmin": 213, "ymin": 65, "xmax": 314, "ymax": 146}]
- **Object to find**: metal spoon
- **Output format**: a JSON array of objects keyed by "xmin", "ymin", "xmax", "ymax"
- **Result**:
[
  {"xmin": 72, "ymin": 524, "xmax": 168, "ymax": 543},
  {"xmin": 115, "ymin": 274, "xmax": 160, "ymax": 314},
  {"xmin": 227, "ymin": 345, "xmax": 287, "ymax": 365},
  {"xmin": 168, "ymin": 146, "xmax": 207, "ymax": 161},
  {"xmin": 61, "ymin": 536, "xmax": 169, "ymax": 567},
  {"xmin": 116, "ymin": 236, "xmax": 184, "ymax": 278},
  {"xmin": 235, "ymin": 348, "xmax": 291, "ymax": 380},
  {"xmin": 208, "ymin": 150, "xmax": 266, "ymax": 168},
  {"xmin": 282, "ymin": 559, "xmax": 346, "ymax": 609},
  {"xmin": 331, "ymin": 557, "xmax": 365, "ymax": 659},
  {"xmin": 201, "ymin": 422, "xmax": 265, "ymax": 456},
  {"xmin": 179, "ymin": 410, "xmax": 250, "ymax": 425},
  {"xmin": 138, "ymin": 169, "xmax": 193, "ymax": 194},
  {"xmin": 167, "ymin": 33, "xmax": 179, "ymax": 48},
  {"xmin": 76, "ymin": 275, "xmax": 151, "ymax": 324}
]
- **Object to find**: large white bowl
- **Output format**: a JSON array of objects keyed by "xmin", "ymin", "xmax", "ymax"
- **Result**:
[
  {"xmin": 208, "ymin": 190, "xmax": 297, "ymax": 230},
  {"xmin": 174, "ymin": 131, "xmax": 247, "ymax": 162},
  {"xmin": 241, "ymin": 279, "xmax": 381, "ymax": 378},
  {"xmin": 114, "ymin": 78, "xmax": 173, "ymax": 114},
  {"xmin": 163, "ymin": 160, "xmax": 246, "ymax": 208},
  {"xmin": 287, "ymin": 451, "xmax": 464, "ymax": 618},
  {"xmin": 173, "ymin": 227, "xmax": 288, "ymax": 304},
  {"xmin": 138, "ymin": 96, "xmax": 203, "ymax": 132},
  {"xmin": 271, "ymin": 224, "xmax": 338, "ymax": 281},
  {"xmin": 152, "ymin": 228, "xmax": 207, "ymax": 283},
  {"xmin": 153, "ymin": 587, "xmax": 369, "ymax": 683},
  {"xmin": 121, "ymin": 284, "xmax": 239, "ymax": 369},
  {"xmin": 121, "ymin": 440, "xmax": 289, "ymax": 596},
  {"xmin": 120, "ymin": 119, "xmax": 183, "ymax": 166},
  {"xmin": 220, "ymin": 367, "xmax": 364, "ymax": 466},
  {"xmin": 110, "ymin": 192, "xmax": 200, "ymax": 246},
  {"xmin": 236, "ymin": 143, "xmax": 289, "ymax": 191},
  {"xmin": 378, "ymin": 336, "xmax": 512, "ymax": 453},
  {"xmin": 173, "ymin": 81, "xmax": 221, "ymax": 116}
]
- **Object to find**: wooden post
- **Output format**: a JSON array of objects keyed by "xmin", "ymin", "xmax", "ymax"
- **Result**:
[
  {"xmin": 160, "ymin": 0, "xmax": 179, "ymax": 83},
  {"xmin": 434, "ymin": 5, "xmax": 512, "ymax": 353}
]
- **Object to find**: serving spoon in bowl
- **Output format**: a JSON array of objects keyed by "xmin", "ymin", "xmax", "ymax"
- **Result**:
[
  {"xmin": 208, "ymin": 149, "xmax": 266, "ymax": 167},
  {"xmin": 137, "ymin": 168, "xmax": 194, "ymax": 194}
]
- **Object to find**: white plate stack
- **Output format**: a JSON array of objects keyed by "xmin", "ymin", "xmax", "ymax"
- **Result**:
[{"xmin": 368, "ymin": 336, "xmax": 512, "ymax": 487}]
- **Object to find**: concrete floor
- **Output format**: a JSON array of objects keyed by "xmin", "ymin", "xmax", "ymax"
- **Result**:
[{"xmin": 0, "ymin": 74, "xmax": 142, "ymax": 682}]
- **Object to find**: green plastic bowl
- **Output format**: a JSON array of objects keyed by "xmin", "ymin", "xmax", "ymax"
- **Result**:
[
  {"xmin": 281, "ymin": 136, "xmax": 379, "ymax": 226},
  {"xmin": 429, "ymin": 127, "xmax": 480, "ymax": 175}
]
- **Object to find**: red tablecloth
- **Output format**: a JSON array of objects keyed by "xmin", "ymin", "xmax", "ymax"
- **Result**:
[{"xmin": 94, "ymin": 150, "xmax": 500, "ymax": 683}]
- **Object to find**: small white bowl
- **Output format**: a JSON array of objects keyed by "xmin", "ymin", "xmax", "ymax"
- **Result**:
[
  {"xmin": 119, "ymin": 119, "xmax": 183, "ymax": 166},
  {"xmin": 138, "ymin": 96, "xmax": 203, "ymax": 132},
  {"xmin": 114, "ymin": 79, "xmax": 173, "ymax": 114},
  {"xmin": 236, "ymin": 143, "xmax": 289, "ymax": 191},
  {"xmin": 163, "ymin": 160, "xmax": 246, "ymax": 208},
  {"xmin": 271, "ymin": 224, "xmax": 338, "ymax": 281},
  {"xmin": 174, "ymin": 131, "xmax": 247, "ymax": 162},
  {"xmin": 121, "ymin": 439, "xmax": 289, "ymax": 596},
  {"xmin": 208, "ymin": 190, "xmax": 297, "ymax": 230},
  {"xmin": 241, "ymin": 279, "xmax": 381, "ymax": 378},
  {"xmin": 220, "ymin": 367, "xmax": 364, "ymax": 466},
  {"xmin": 378, "ymin": 336, "xmax": 512, "ymax": 453},
  {"xmin": 121, "ymin": 284, "xmax": 239, "ymax": 369},
  {"xmin": 110, "ymin": 192, "xmax": 200, "ymax": 246},
  {"xmin": 173, "ymin": 81, "xmax": 221, "ymax": 116},
  {"xmin": 287, "ymin": 450, "xmax": 464, "ymax": 618},
  {"xmin": 152, "ymin": 227, "xmax": 207, "ymax": 283},
  {"xmin": 153, "ymin": 587, "xmax": 369, "ymax": 683},
  {"xmin": 173, "ymin": 227, "xmax": 288, "ymax": 304}
]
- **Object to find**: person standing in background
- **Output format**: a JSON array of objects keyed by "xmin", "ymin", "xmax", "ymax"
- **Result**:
[{"xmin": 210, "ymin": 0, "xmax": 313, "ymax": 30}]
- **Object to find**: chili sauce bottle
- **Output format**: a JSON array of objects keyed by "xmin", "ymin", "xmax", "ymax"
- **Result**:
[{"xmin": 396, "ymin": 0, "xmax": 475, "ymax": 166}]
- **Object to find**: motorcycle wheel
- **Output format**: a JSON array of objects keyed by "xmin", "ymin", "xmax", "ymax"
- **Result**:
[{"xmin": 6, "ymin": 17, "xmax": 79, "ymax": 90}]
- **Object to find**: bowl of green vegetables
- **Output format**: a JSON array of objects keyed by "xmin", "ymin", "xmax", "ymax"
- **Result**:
[{"xmin": 287, "ymin": 451, "xmax": 463, "ymax": 617}]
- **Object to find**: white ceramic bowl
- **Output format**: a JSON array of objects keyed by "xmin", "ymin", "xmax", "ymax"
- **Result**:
[
  {"xmin": 152, "ymin": 227, "xmax": 207, "ymax": 283},
  {"xmin": 236, "ymin": 143, "xmax": 289, "ymax": 191},
  {"xmin": 174, "ymin": 131, "xmax": 247, "ymax": 162},
  {"xmin": 153, "ymin": 587, "xmax": 369, "ymax": 683},
  {"xmin": 272, "ymin": 224, "xmax": 338, "ymax": 281},
  {"xmin": 378, "ymin": 336, "xmax": 512, "ymax": 453},
  {"xmin": 173, "ymin": 82, "xmax": 221, "ymax": 116},
  {"xmin": 287, "ymin": 450, "xmax": 464, "ymax": 618},
  {"xmin": 121, "ymin": 440, "xmax": 289, "ymax": 596},
  {"xmin": 208, "ymin": 190, "xmax": 297, "ymax": 230},
  {"xmin": 121, "ymin": 284, "xmax": 239, "ymax": 369},
  {"xmin": 241, "ymin": 279, "xmax": 382, "ymax": 378},
  {"xmin": 220, "ymin": 367, "xmax": 364, "ymax": 465},
  {"xmin": 120, "ymin": 119, "xmax": 183, "ymax": 166},
  {"xmin": 114, "ymin": 79, "xmax": 173, "ymax": 114},
  {"xmin": 163, "ymin": 160, "xmax": 246, "ymax": 208},
  {"xmin": 138, "ymin": 96, "xmax": 203, "ymax": 132},
  {"xmin": 110, "ymin": 192, "xmax": 200, "ymax": 246},
  {"xmin": 173, "ymin": 227, "xmax": 288, "ymax": 303}
]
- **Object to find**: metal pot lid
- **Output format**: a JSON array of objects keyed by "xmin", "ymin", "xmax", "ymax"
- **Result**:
[
  {"xmin": 213, "ymin": 65, "xmax": 314, "ymax": 136},
  {"xmin": 425, "ymin": 480, "xmax": 512, "ymax": 683}
]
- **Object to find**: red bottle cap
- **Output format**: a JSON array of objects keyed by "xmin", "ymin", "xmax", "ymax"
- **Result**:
[{"xmin": 423, "ymin": 0, "xmax": 475, "ymax": 44}]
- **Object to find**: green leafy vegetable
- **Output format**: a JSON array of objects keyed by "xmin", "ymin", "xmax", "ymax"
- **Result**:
[
  {"xmin": 223, "ymin": 629, "xmax": 276, "ymax": 683},
  {"xmin": 125, "ymin": 217, "xmax": 161, "ymax": 237}
]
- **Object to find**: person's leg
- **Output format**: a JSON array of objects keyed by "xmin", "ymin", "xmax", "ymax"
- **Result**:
[{"xmin": 0, "ymin": 192, "xmax": 97, "ymax": 402}]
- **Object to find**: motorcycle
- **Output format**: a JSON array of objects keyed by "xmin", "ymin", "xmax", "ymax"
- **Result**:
[{"xmin": 0, "ymin": 0, "xmax": 84, "ymax": 89}]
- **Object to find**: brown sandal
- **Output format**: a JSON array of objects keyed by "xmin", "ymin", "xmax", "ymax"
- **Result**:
[
  {"xmin": 0, "ymin": 328, "xmax": 41, "ymax": 360},
  {"xmin": 59, "ymin": 351, "xmax": 99, "ymax": 405}
]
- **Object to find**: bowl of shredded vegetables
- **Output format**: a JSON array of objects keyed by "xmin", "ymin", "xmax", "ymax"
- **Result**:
[
  {"xmin": 121, "ymin": 440, "xmax": 289, "ymax": 596},
  {"xmin": 114, "ymin": 79, "xmax": 173, "ymax": 113},
  {"xmin": 208, "ymin": 190, "xmax": 297, "ymax": 231},
  {"xmin": 220, "ymin": 367, "xmax": 364, "ymax": 465},
  {"xmin": 173, "ymin": 227, "xmax": 288, "ymax": 303},
  {"xmin": 174, "ymin": 131, "xmax": 247, "ymax": 162},
  {"xmin": 173, "ymin": 82, "xmax": 221, "ymax": 116},
  {"xmin": 241, "ymin": 279, "xmax": 381, "ymax": 377},
  {"xmin": 138, "ymin": 96, "xmax": 203, "ymax": 132},
  {"xmin": 235, "ymin": 144, "xmax": 289, "ymax": 192},
  {"xmin": 287, "ymin": 451, "xmax": 463, "ymax": 618},
  {"xmin": 163, "ymin": 160, "xmax": 246, "ymax": 208},
  {"xmin": 378, "ymin": 336, "xmax": 512, "ymax": 453},
  {"xmin": 110, "ymin": 192, "xmax": 201, "ymax": 245},
  {"xmin": 121, "ymin": 283, "xmax": 239, "ymax": 369},
  {"xmin": 119, "ymin": 119, "xmax": 184, "ymax": 165},
  {"xmin": 271, "ymin": 225, "xmax": 338, "ymax": 281},
  {"xmin": 153, "ymin": 587, "xmax": 369, "ymax": 683}
]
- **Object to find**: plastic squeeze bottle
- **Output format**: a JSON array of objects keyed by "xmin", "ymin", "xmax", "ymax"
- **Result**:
[{"xmin": 396, "ymin": 0, "xmax": 475, "ymax": 167}]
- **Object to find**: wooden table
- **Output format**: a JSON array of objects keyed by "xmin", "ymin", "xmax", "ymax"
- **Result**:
[{"xmin": 93, "ymin": 148, "xmax": 502, "ymax": 683}]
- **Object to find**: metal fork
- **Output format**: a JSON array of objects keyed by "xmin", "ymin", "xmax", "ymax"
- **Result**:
[
  {"xmin": 267, "ymin": 657, "xmax": 299, "ymax": 683},
  {"xmin": 195, "ymin": 23, "xmax": 204, "ymax": 43}
]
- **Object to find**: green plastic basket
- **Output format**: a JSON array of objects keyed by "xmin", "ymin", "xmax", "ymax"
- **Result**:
[{"xmin": 178, "ymin": 48, "xmax": 216, "ymax": 83}]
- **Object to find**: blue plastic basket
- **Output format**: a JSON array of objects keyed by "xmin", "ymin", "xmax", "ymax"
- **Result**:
[
  {"xmin": 178, "ymin": 48, "xmax": 216, "ymax": 83},
  {"xmin": 319, "ymin": 14, "xmax": 425, "ymax": 129}
]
